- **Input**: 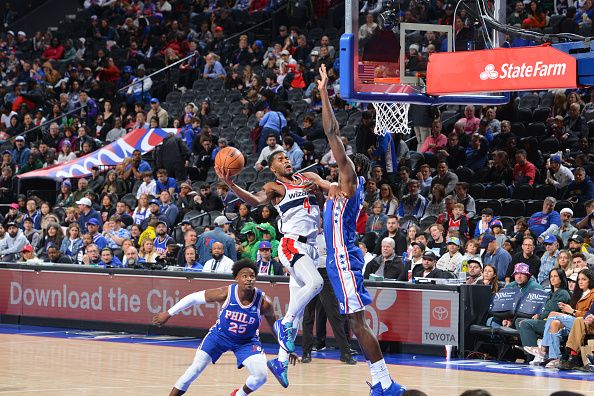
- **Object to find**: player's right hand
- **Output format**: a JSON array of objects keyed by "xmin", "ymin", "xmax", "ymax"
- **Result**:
[
  {"xmin": 152, "ymin": 312, "xmax": 171, "ymax": 326},
  {"xmin": 214, "ymin": 165, "xmax": 233, "ymax": 183}
]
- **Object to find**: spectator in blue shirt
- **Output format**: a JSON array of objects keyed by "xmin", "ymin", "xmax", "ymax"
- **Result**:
[
  {"xmin": 203, "ymin": 52, "xmax": 227, "ymax": 79},
  {"xmin": 122, "ymin": 149, "xmax": 152, "ymax": 182},
  {"xmin": 257, "ymin": 109, "xmax": 286, "ymax": 152},
  {"xmin": 87, "ymin": 218, "xmax": 108, "ymax": 250},
  {"xmin": 159, "ymin": 190, "xmax": 179, "ymax": 228},
  {"xmin": 156, "ymin": 169, "xmax": 178, "ymax": 195},
  {"xmin": 196, "ymin": 216, "xmax": 237, "ymax": 264},
  {"xmin": 76, "ymin": 197, "xmax": 102, "ymax": 234},
  {"xmin": 12, "ymin": 136, "xmax": 30, "ymax": 169},
  {"xmin": 481, "ymin": 234, "xmax": 512, "ymax": 281},
  {"xmin": 97, "ymin": 247, "xmax": 124, "ymax": 268},
  {"xmin": 464, "ymin": 133, "xmax": 488, "ymax": 172},
  {"xmin": 21, "ymin": 198, "xmax": 42, "ymax": 231},
  {"xmin": 183, "ymin": 246, "xmax": 204, "ymax": 271},
  {"xmin": 528, "ymin": 196, "xmax": 561, "ymax": 242},
  {"xmin": 281, "ymin": 135, "xmax": 304, "ymax": 170}
]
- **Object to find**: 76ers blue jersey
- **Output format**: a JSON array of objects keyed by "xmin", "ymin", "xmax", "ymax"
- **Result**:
[
  {"xmin": 323, "ymin": 176, "xmax": 372, "ymax": 314},
  {"xmin": 154, "ymin": 235, "xmax": 172, "ymax": 256},
  {"xmin": 215, "ymin": 284, "xmax": 263, "ymax": 341}
]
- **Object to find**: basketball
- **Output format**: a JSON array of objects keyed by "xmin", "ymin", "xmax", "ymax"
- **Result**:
[{"xmin": 215, "ymin": 146, "xmax": 245, "ymax": 177}]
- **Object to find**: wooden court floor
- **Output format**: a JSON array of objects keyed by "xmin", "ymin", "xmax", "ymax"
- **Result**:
[{"xmin": 1, "ymin": 333, "xmax": 593, "ymax": 396}]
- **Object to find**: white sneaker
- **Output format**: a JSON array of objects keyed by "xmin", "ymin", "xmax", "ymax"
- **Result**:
[
  {"xmin": 545, "ymin": 359, "xmax": 560, "ymax": 368},
  {"xmin": 529, "ymin": 355, "xmax": 545, "ymax": 365},
  {"xmin": 523, "ymin": 346, "xmax": 545, "ymax": 358}
]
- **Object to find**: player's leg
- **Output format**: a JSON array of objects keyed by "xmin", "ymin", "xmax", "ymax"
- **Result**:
[
  {"xmin": 268, "ymin": 280, "xmax": 304, "ymax": 388},
  {"xmin": 232, "ymin": 353, "xmax": 268, "ymax": 395},
  {"xmin": 170, "ymin": 349, "xmax": 213, "ymax": 396}
]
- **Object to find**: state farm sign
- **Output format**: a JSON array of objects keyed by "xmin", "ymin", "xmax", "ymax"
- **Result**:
[{"xmin": 427, "ymin": 45, "xmax": 577, "ymax": 94}]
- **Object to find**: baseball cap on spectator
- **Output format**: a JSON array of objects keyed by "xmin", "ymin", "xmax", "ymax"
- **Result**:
[
  {"xmin": 17, "ymin": 31, "xmax": 26, "ymax": 37},
  {"xmin": 560, "ymin": 208, "xmax": 573, "ymax": 216},
  {"xmin": 568, "ymin": 273, "xmax": 578, "ymax": 282},
  {"xmin": 149, "ymin": 199, "xmax": 160, "ymax": 206},
  {"xmin": 281, "ymin": 50, "xmax": 290, "ymax": 55},
  {"xmin": 6, "ymin": 222, "xmax": 18, "ymax": 228},
  {"xmin": 569, "ymin": 234, "xmax": 584, "ymax": 244},
  {"xmin": 467, "ymin": 258, "xmax": 482, "ymax": 268},
  {"xmin": 258, "ymin": 241, "xmax": 272, "ymax": 250},
  {"xmin": 267, "ymin": 53, "xmax": 276, "ymax": 59},
  {"xmin": 180, "ymin": 220, "xmax": 191, "ymax": 226},
  {"xmin": 480, "ymin": 234, "xmax": 496, "ymax": 248},
  {"xmin": 180, "ymin": 182, "xmax": 193, "ymax": 190},
  {"xmin": 156, "ymin": 220, "xmax": 167, "ymax": 228},
  {"xmin": 76, "ymin": 197, "xmax": 92, "ymax": 206},
  {"xmin": 87, "ymin": 218, "xmax": 100, "ymax": 226},
  {"xmin": 550, "ymin": 155, "xmax": 562, "ymax": 163},
  {"xmin": 2, "ymin": 150, "xmax": 11, "ymax": 155},
  {"xmin": 310, "ymin": 50, "xmax": 319, "ymax": 56},
  {"xmin": 411, "ymin": 241, "xmax": 426, "ymax": 251},
  {"xmin": 22, "ymin": 244, "xmax": 34, "ymax": 253},
  {"xmin": 512, "ymin": 263, "xmax": 531, "ymax": 277},
  {"xmin": 446, "ymin": 236, "xmax": 460, "ymax": 246},
  {"xmin": 543, "ymin": 235, "xmax": 557, "ymax": 244},
  {"xmin": 214, "ymin": 216, "xmax": 231, "ymax": 226},
  {"xmin": 489, "ymin": 220, "xmax": 503, "ymax": 230},
  {"xmin": 62, "ymin": 180, "xmax": 71, "ymax": 189},
  {"xmin": 254, "ymin": 40, "xmax": 264, "ymax": 49},
  {"xmin": 150, "ymin": 98, "xmax": 159, "ymax": 104},
  {"xmin": 15, "ymin": 136, "xmax": 25, "ymax": 142},
  {"xmin": 9, "ymin": 203, "xmax": 18, "ymax": 210},
  {"xmin": 422, "ymin": 251, "xmax": 437, "ymax": 261},
  {"xmin": 123, "ymin": 65, "xmax": 133, "ymax": 73},
  {"xmin": 215, "ymin": 26, "xmax": 223, "ymax": 32},
  {"xmin": 7, "ymin": 31, "xmax": 14, "ymax": 36}
]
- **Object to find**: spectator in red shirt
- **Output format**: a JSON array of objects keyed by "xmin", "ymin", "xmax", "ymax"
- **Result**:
[
  {"xmin": 513, "ymin": 149, "xmax": 536, "ymax": 185},
  {"xmin": 42, "ymin": 38, "xmax": 65, "ymax": 60},
  {"xmin": 419, "ymin": 119, "xmax": 447, "ymax": 154},
  {"xmin": 98, "ymin": 58, "xmax": 121, "ymax": 83}
]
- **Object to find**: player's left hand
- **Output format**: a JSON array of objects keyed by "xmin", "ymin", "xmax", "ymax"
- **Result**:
[
  {"xmin": 317, "ymin": 64, "xmax": 328, "ymax": 91},
  {"xmin": 289, "ymin": 353, "xmax": 299, "ymax": 365}
]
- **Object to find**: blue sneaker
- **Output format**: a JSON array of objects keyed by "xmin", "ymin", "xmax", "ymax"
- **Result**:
[
  {"xmin": 368, "ymin": 382, "xmax": 383, "ymax": 396},
  {"xmin": 267, "ymin": 358, "xmax": 289, "ymax": 388},
  {"xmin": 382, "ymin": 380, "xmax": 406, "ymax": 396},
  {"xmin": 368, "ymin": 380, "xmax": 406, "ymax": 396},
  {"xmin": 273, "ymin": 319, "xmax": 295, "ymax": 353}
]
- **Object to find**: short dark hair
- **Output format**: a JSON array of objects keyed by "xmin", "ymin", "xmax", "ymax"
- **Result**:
[
  {"xmin": 572, "ymin": 252, "xmax": 586, "ymax": 261},
  {"xmin": 232, "ymin": 259, "xmax": 259, "ymax": 278},
  {"xmin": 516, "ymin": 149, "xmax": 527, "ymax": 157}
]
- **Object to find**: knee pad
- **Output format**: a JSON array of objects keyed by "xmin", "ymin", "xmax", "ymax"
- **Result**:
[{"xmin": 246, "ymin": 372, "xmax": 267, "ymax": 391}]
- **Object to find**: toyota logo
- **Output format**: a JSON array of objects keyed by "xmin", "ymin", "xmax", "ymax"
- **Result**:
[{"xmin": 432, "ymin": 305, "xmax": 449, "ymax": 321}]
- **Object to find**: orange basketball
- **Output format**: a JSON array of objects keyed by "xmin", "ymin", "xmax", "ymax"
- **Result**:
[{"xmin": 215, "ymin": 146, "xmax": 245, "ymax": 177}]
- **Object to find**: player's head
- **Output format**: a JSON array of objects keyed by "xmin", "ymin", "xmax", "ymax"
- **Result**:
[
  {"xmin": 349, "ymin": 153, "xmax": 370, "ymax": 178},
  {"xmin": 232, "ymin": 259, "xmax": 258, "ymax": 289},
  {"xmin": 268, "ymin": 149, "xmax": 292, "ymax": 177}
]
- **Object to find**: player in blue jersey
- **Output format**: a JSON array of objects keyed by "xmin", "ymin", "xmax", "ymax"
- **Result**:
[
  {"xmin": 152, "ymin": 259, "xmax": 294, "ymax": 396},
  {"xmin": 318, "ymin": 64, "xmax": 406, "ymax": 396}
]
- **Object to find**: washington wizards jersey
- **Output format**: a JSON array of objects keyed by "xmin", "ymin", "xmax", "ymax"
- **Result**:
[
  {"xmin": 274, "ymin": 173, "xmax": 320, "ymax": 240},
  {"xmin": 215, "ymin": 284, "xmax": 263, "ymax": 341},
  {"xmin": 324, "ymin": 176, "xmax": 367, "ymax": 265}
]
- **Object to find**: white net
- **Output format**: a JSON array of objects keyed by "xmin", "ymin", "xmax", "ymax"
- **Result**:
[{"xmin": 371, "ymin": 101, "xmax": 410, "ymax": 136}]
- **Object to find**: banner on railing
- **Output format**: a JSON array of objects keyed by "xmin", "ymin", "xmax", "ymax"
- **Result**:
[
  {"xmin": 0, "ymin": 269, "xmax": 460, "ymax": 346},
  {"xmin": 16, "ymin": 128, "xmax": 176, "ymax": 180}
]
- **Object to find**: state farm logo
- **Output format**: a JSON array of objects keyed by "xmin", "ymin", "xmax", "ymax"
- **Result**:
[
  {"xmin": 430, "ymin": 299, "xmax": 451, "ymax": 327},
  {"xmin": 480, "ymin": 64, "xmax": 498, "ymax": 80},
  {"xmin": 479, "ymin": 61, "xmax": 567, "ymax": 80}
]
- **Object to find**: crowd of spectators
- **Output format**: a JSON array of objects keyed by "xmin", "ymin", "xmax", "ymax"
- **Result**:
[{"xmin": 0, "ymin": 0, "xmax": 593, "ymax": 369}]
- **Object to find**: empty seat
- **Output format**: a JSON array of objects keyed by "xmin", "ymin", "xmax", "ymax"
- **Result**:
[
  {"xmin": 512, "ymin": 184, "xmax": 533, "ymax": 200},
  {"xmin": 469, "ymin": 184, "xmax": 485, "ymax": 199},
  {"xmin": 485, "ymin": 184, "xmax": 508, "ymax": 199},
  {"xmin": 533, "ymin": 184, "xmax": 557, "ymax": 200},
  {"xmin": 501, "ymin": 199, "xmax": 526, "ymax": 217},
  {"xmin": 519, "ymin": 94, "xmax": 540, "ymax": 110}
]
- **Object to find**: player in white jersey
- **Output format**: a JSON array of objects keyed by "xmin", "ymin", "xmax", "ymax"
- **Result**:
[{"xmin": 216, "ymin": 150, "xmax": 334, "ymax": 388}]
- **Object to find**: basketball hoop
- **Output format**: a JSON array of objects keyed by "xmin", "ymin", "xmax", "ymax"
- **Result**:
[
  {"xmin": 371, "ymin": 77, "xmax": 410, "ymax": 136},
  {"xmin": 371, "ymin": 101, "xmax": 410, "ymax": 136}
]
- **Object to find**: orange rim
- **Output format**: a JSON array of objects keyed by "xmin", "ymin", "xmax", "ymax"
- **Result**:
[{"xmin": 373, "ymin": 77, "xmax": 401, "ymax": 84}]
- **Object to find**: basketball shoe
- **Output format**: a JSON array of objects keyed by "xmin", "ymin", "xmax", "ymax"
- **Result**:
[
  {"xmin": 369, "ymin": 380, "xmax": 406, "ymax": 396},
  {"xmin": 267, "ymin": 358, "xmax": 289, "ymax": 388},
  {"xmin": 273, "ymin": 319, "xmax": 295, "ymax": 353}
]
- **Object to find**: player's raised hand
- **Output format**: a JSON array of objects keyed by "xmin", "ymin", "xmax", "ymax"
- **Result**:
[
  {"xmin": 214, "ymin": 165, "xmax": 233, "ymax": 184},
  {"xmin": 317, "ymin": 64, "xmax": 328, "ymax": 92},
  {"xmin": 152, "ymin": 312, "xmax": 171, "ymax": 326}
]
